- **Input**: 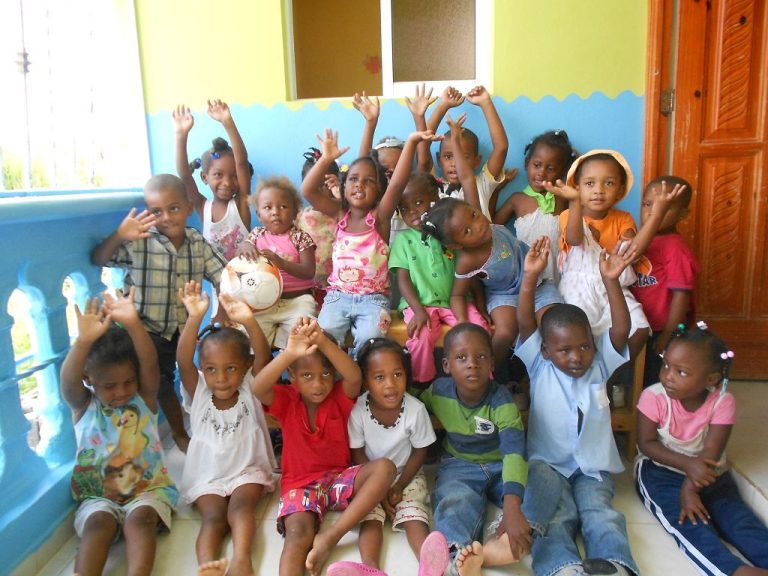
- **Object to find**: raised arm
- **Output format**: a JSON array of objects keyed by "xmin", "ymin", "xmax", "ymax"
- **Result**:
[
  {"xmin": 208, "ymin": 99, "xmax": 252, "ymax": 228},
  {"xmin": 447, "ymin": 113, "xmax": 481, "ymax": 210},
  {"xmin": 426, "ymin": 86, "xmax": 464, "ymax": 134},
  {"xmin": 91, "ymin": 208, "xmax": 157, "ymax": 266},
  {"xmin": 466, "ymin": 86, "xmax": 508, "ymax": 179},
  {"xmin": 518, "ymin": 237, "xmax": 550, "ymax": 342},
  {"xmin": 599, "ymin": 244, "xmax": 636, "ymax": 353},
  {"xmin": 352, "ymin": 91, "xmax": 380, "ymax": 158},
  {"xmin": 544, "ymin": 179, "xmax": 583, "ymax": 246},
  {"xmin": 375, "ymin": 130, "xmax": 440, "ymax": 232},
  {"xmin": 304, "ymin": 318, "xmax": 362, "ymax": 398},
  {"xmin": 218, "ymin": 293, "xmax": 272, "ymax": 374},
  {"xmin": 177, "ymin": 281, "xmax": 210, "ymax": 399},
  {"xmin": 628, "ymin": 181, "xmax": 686, "ymax": 257},
  {"xmin": 60, "ymin": 297, "xmax": 112, "ymax": 420},
  {"xmin": 301, "ymin": 129, "xmax": 349, "ymax": 218},
  {"xmin": 405, "ymin": 83, "xmax": 437, "ymax": 172},
  {"xmin": 172, "ymin": 104, "xmax": 206, "ymax": 215},
  {"xmin": 489, "ymin": 168, "xmax": 521, "ymax": 223}
]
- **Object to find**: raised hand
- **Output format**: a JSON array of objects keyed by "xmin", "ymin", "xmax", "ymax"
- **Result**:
[
  {"xmin": 206, "ymin": 99, "xmax": 233, "ymax": 124},
  {"xmin": 324, "ymin": 173, "xmax": 341, "ymax": 199},
  {"xmin": 172, "ymin": 104, "xmax": 194, "ymax": 135},
  {"xmin": 524, "ymin": 236, "xmax": 550, "ymax": 276},
  {"xmin": 599, "ymin": 242, "xmax": 639, "ymax": 280},
  {"xmin": 407, "ymin": 129, "xmax": 442, "ymax": 144},
  {"xmin": 543, "ymin": 179, "xmax": 580, "ymax": 201},
  {"xmin": 178, "ymin": 281, "xmax": 210, "ymax": 318},
  {"xmin": 653, "ymin": 180, "xmax": 687, "ymax": 213},
  {"xmin": 102, "ymin": 287, "xmax": 138, "ymax": 327},
  {"xmin": 439, "ymin": 86, "xmax": 464, "ymax": 109},
  {"xmin": 405, "ymin": 83, "xmax": 437, "ymax": 118},
  {"xmin": 446, "ymin": 112, "xmax": 467, "ymax": 134},
  {"xmin": 502, "ymin": 167, "xmax": 519, "ymax": 183},
  {"xmin": 352, "ymin": 91, "xmax": 380, "ymax": 122},
  {"xmin": 466, "ymin": 85, "xmax": 492, "ymax": 106},
  {"xmin": 75, "ymin": 297, "xmax": 111, "ymax": 345},
  {"xmin": 218, "ymin": 293, "xmax": 254, "ymax": 326},
  {"xmin": 315, "ymin": 129, "xmax": 350, "ymax": 162},
  {"xmin": 117, "ymin": 208, "xmax": 157, "ymax": 242},
  {"xmin": 286, "ymin": 317, "xmax": 320, "ymax": 357}
]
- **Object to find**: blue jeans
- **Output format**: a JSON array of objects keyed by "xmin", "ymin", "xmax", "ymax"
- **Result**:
[
  {"xmin": 636, "ymin": 458, "xmax": 768, "ymax": 575},
  {"xmin": 523, "ymin": 460, "xmax": 638, "ymax": 576},
  {"xmin": 317, "ymin": 290, "xmax": 391, "ymax": 358},
  {"xmin": 431, "ymin": 455, "xmax": 505, "ymax": 555}
]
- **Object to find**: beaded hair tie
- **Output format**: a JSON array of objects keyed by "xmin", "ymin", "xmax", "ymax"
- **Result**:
[{"xmin": 197, "ymin": 322, "xmax": 222, "ymax": 341}]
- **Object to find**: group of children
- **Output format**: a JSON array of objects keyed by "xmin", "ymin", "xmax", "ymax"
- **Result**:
[{"xmin": 58, "ymin": 88, "xmax": 768, "ymax": 576}]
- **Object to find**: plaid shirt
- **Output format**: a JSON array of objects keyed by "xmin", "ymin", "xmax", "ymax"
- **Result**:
[{"xmin": 106, "ymin": 227, "xmax": 226, "ymax": 340}]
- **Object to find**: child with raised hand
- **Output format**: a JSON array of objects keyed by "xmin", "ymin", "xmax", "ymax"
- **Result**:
[
  {"xmin": 630, "ymin": 175, "xmax": 700, "ymax": 386},
  {"xmin": 302, "ymin": 128, "xmax": 441, "ymax": 358},
  {"xmin": 389, "ymin": 171, "xmax": 490, "ymax": 389},
  {"xmin": 250, "ymin": 317, "xmax": 396, "ymax": 576},
  {"xmin": 92, "ymin": 174, "xmax": 228, "ymax": 452},
  {"xmin": 421, "ymin": 117, "xmax": 561, "ymax": 387},
  {"xmin": 237, "ymin": 176, "xmax": 317, "ymax": 349},
  {"xmin": 494, "ymin": 236, "xmax": 639, "ymax": 576},
  {"xmin": 427, "ymin": 85, "xmax": 508, "ymax": 219},
  {"xmin": 419, "ymin": 322, "xmax": 530, "ymax": 574},
  {"xmin": 177, "ymin": 281, "xmax": 276, "ymax": 576},
  {"xmin": 173, "ymin": 99, "xmax": 251, "ymax": 260},
  {"xmin": 348, "ymin": 338, "xmax": 437, "ymax": 570},
  {"xmin": 491, "ymin": 130, "xmax": 577, "ymax": 285},
  {"xmin": 544, "ymin": 150, "xmax": 684, "ymax": 359},
  {"xmin": 61, "ymin": 287, "xmax": 178, "ymax": 576},
  {"xmin": 635, "ymin": 324, "xmax": 768, "ymax": 575}
]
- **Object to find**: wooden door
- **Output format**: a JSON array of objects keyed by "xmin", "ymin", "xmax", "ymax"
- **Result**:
[{"xmin": 645, "ymin": 0, "xmax": 768, "ymax": 378}]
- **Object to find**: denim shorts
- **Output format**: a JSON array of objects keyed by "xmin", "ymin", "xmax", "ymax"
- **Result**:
[{"xmin": 486, "ymin": 279, "xmax": 562, "ymax": 313}]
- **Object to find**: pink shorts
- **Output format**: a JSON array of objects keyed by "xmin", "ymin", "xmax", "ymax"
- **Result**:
[{"xmin": 276, "ymin": 465, "xmax": 361, "ymax": 535}]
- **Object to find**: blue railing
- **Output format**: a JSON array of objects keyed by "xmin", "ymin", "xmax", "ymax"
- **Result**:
[{"xmin": 0, "ymin": 189, "xmax": 145, "ymax": 571}]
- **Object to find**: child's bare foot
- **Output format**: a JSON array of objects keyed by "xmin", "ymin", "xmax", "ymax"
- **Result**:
[
  {"xmin": 456, "ymin": 541, "xmax": 484, "ymax": 576},
  {"xmin": 482, "ymin": 532, "xmax": 517, "ymax": 566},
  {"xmin": 198, "ymin": 558, "xmax": 228, "ymax": 576},
  {"xmin": 305, "ymin": 532, "xmax": 334, "ymax": 576},
  {"xmin": 227, "ymin": 555, "xmax": 254, "ymax": 576}
]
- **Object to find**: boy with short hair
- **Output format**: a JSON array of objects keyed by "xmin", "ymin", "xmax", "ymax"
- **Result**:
[
  {"xmin": 92, "ymin": 174, "xmax": 227, "ymax": 451},
  {"xmin": 419, "ymin": 322, "xmax": 530, "ymax": 574},
  {"xmin": 427, "ymin": 85, "xmax": 508, "ymax": 219},
  {"xmin": 508, "ymin": 236, "xmax": 640, "ymax": 576},
  {"xmin": 630, "ymin": 175, "xmax": 699, "ymax": 386}
]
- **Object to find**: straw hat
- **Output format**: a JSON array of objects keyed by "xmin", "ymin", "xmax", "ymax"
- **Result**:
[{"xmin": 565, "ymin": 149, "xmax": 634, "ymax": 200}]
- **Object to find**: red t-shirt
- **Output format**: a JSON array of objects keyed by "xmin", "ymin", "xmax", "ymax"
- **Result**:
[
  {"xmin": 630, "ymin": 233, "xmax": 699, "ymax": 331},
  {"xmin": 265, "ymin": 381, "xmax": 355, "ymax": 493}
]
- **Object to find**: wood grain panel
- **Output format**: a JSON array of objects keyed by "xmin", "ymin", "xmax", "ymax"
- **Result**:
[{"xmin": 705, "ymin": 0, "xmax": 759, "ymax": 139}]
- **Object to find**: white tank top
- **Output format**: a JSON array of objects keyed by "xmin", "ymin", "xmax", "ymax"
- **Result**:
[{"xmin": 203, "ymin": 199, "xmax": 248, "ymax": 261}]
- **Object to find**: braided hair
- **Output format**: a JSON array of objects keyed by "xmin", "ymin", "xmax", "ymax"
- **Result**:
[
  {"xmin": 357, "ymin": 337, "xmax": 412, "ymax": 387},
  {"xmin": 666, "ymin": 321, "xmax": 735, "ymax": 392},
  {"xmin": 524, "ymin": 129, "xmax": 578, "ymax": 174}
]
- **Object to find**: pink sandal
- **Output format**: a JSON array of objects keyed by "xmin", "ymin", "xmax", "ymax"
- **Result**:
[
  {"xmin": 418, "ymin": 531, "xmax": 450, "ymax": 576},
  {"xmin": 326, "ymin": 560, "xmax": 388, "ymax": 576}
]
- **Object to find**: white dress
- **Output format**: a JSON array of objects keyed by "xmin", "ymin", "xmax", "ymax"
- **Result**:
[
  {"xmin": 514, "ymin": 208, "xmax": 561, "ymax": 284},
  {"xmin": 203, "ymin": 199, "xmax": 248, "ymax": 261},
  {"xmin": 181, "ymin": 371, "xmax": 276, "ymax": 503}
]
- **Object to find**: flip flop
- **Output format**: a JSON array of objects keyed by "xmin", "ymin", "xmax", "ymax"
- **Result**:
[
  {"xmin": 418, "ymin": 530, "xmax": 450, "ymax": 576},
  {"xmin": 326, "ymin": 560, "xmax": 388, "ymax": 576}
]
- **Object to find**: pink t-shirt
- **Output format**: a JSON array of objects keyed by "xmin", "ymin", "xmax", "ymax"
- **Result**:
[
  {"xmin": 247, "ymin": 226, "xmax": 315, "ymax": 293},
  {"xmin": 327, "ymin": 210, "xmax": 390, "ymax": 295},
  {"xmin": 630, "ymin": 233, "xmax": 699, "ymax": 331},
  {"xmin": 637, "ymin": 383, "xmax": 735, "ymax": 442}
]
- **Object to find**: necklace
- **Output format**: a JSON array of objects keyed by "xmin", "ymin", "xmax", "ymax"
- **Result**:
[{"xmin": 366, "ymin": 396, "xmax": 404, "ymax": 429}]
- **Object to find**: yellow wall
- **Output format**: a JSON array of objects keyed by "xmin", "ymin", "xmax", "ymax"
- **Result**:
[
  {"xmin": 493, "ymin": 0, "xmax": 648, "ymax": 101},
  {"xmin": 135, "ymin": 0, "xmax": 288, "ymax": 112}
]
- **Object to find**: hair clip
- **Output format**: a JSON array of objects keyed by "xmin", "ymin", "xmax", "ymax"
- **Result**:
[
  {"xmin": 401, "ymin": 347, "xmax": 410, "ymax": 355},
  {"xmin": 197, "ymin": 322, "xmax": 222, "ymax": 341},
  {"xmin": 211, "ymin": 152, "xmax": 220, "ymax": 159},
  {"xmin": 696, "ymin": 320, "xmax": 708, "ymax": 330},
  {"xmin": 192, "ymin": 158, "xmax": 202, "ymax": 169},
  {"xmin": 720, "ymin": 350, "xmax": 735, "ymax": 360},
  {"xmin": 368, "ymin": 338, "xmax": 376, "ymax": 345},
  {"xmin": 340, "ymin": 164, "xmax": 349, "ymax": 173},
  {"xmin": 677, "ymin": 323, "xmax": 686, "ymax": 331}
]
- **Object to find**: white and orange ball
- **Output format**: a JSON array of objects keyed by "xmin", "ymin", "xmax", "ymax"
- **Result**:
[{"xmin": 220, "ymin": 255, "xmax": 283, "ymax": 312}]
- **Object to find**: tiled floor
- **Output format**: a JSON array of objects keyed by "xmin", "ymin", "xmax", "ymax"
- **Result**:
[{"xmin": 20, "ymin": 382, "xmax": 768, "ymax": 576}]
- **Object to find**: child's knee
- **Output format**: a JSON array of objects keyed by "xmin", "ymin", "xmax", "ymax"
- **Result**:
[
  {"xmin": 283, "ymin": 515, "xmax": 316, "ymax": 547},
  {"xmin": 125, "ymin": 506, "xmax": 159, "ymax": 531},
  {"xmin": 82, "ymin": 511, "xmax": 119, "ymax": 536},
  {"xmin": 364, "ymin": 458, "xmax": 397, "ymax": 483}
]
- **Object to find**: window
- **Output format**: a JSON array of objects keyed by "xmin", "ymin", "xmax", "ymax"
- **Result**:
[
  {"xmin": 0, "ymin": 0, "xmax": 149, "ymax": 192},
  {"xmin": 287, "ymin": 0, "xmax": 490, "ymax": 100}
]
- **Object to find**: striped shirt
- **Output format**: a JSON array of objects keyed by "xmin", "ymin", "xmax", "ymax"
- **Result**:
[
  {"xmin": 421, "ymin": 377, "xmax": 527, "ymax": 498},
  {"xmin": 106, "ymin": 228, "xmax": 225, "ymax": 340}
]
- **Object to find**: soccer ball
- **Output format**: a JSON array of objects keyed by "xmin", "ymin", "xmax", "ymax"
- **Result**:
[{"xmin": 219, "ymin": 255, "xmax": 283, "ymax": 312}]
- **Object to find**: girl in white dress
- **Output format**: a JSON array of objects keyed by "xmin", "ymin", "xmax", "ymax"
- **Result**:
[{"xmin": 178, "ymin": 281, "xmax": 276, "ymax": 576}]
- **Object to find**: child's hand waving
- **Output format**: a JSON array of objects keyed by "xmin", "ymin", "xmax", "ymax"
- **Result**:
[
  {"xmin": 466, "ymin": 85, "xmax": 492, "ymax": 106},
  {"xmin": 439, "ymin": 86, "xmax": 464, "ymax": 109},
  {"xmin": 218, "ymin": 293, "xmax": 253, "ymax": 326},
  {"xmin": 117, "ymin": 208, "xmax": 157, "ymax": 242},
  {"xmin": 178, "ymin": 281, "xmax": 210, "ymax": 319},
  {"xmin": 542, "ymin": 179, "xmax": 580, "ymax": 201},
  {"xmin": 352, "ymin": 91, "xmax": 380, "ymax": 122},
  {"xmin": 524, "ymin": 236, "xmax": 550, "ymax": 277},
  {"xmin": 172, "ymin": 104, "xmax": 194, "ymax": 135},
  {"xmin": 75, "ymin": 297, "xmax": 112, "ymax": 345},
  {"xmin": 652, "ymin": 179, "xmax": 686, "ymax": 214},
  {"xmin": 286, "ymin": 317, "xmax": 320, "ymax": 357},
  {"xmin": 446, "ymin": 112, "xmax": 467, "ymax": 135},
  {"xmin": 207, "ymin": 99, "xmax": 233, "ymax": 124},
  {"xmin": 405, "ymin": 83, "xmax": 437, "ymax": 118},
  {"xmin": 325, "ymin": 174, "xmax": 341, "ymax": 199},
  {"xmin": 316, "ymin": 129, "xmax": 350, "ymax": 162},
  {"xmin": 102, "ymin": 287, "xmax": 139, "ymax": 327},
  {"xmin": 599, "ymin": 242, "xmax": 638, "ymax": 280},
  {"xmin": 407, "ymin": 130, "xmax": 442, "ymax": 144}
]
